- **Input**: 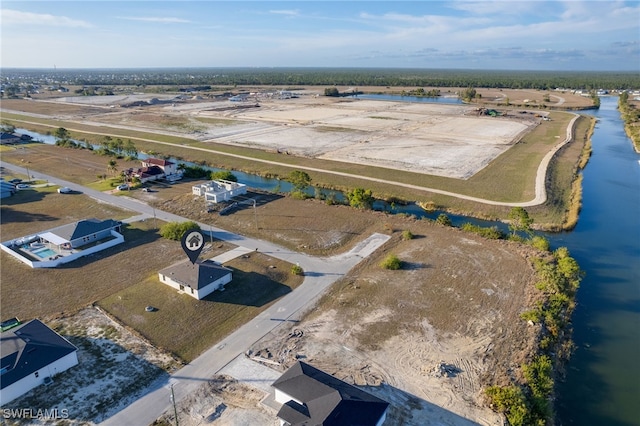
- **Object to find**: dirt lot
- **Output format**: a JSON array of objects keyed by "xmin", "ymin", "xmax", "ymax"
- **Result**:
[
  {"xmin": 243, "ymin": 217, "xmax": 541, "ymax": 425},
  {"xmin": 137, "ymin": 187, "xmax": 543, "ymax": 425},
  {"xmin": 2, "ymin": 86, "xmax": 591, "ymax": 181}
]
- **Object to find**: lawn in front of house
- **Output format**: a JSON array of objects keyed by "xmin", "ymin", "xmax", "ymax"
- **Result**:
[{"xmin": 98, "ymin": 252, "xmax": 304, "ymax": 362}]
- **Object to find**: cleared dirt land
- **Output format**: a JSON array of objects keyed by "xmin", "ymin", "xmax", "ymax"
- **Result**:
[{"xmin": 3, "ymin": 87, "xmax": 578, "ymax": 180}]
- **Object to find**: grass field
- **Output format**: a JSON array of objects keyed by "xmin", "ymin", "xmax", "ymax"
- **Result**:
[{"xmin": 98, "ymin": 252, "xmax": 303, "ymax": 362}]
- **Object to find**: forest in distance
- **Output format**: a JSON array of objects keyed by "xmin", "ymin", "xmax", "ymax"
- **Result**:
[{"xmin": 2, "ymin": 67, "xmax": 640, "ymax": 91}]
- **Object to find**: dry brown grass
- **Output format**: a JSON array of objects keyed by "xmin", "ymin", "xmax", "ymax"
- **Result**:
[
  {"xmin": 150, "ymin": 189, "xmax": 388, "ymax": 256},
  {"xmin": 98, "ymin": 252, "xmax": 303, "ymax": 362}
]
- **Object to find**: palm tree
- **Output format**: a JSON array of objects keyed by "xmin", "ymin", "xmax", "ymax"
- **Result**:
[{"xmin": 107, "ymin": 159, "xmax": 118, "ymax": 176}]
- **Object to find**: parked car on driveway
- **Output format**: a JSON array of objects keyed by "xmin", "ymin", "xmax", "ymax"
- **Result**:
[
  {"xmin": 16, "ymin": 184, "xmax": 30, "ymax": 189},
  {"xmin": 116, "ymin": 184, "xmax": 129, "ymax": 191},
  {"xmin": 57, "ymin": 187, "xmax": 72, "ymax": 194}
]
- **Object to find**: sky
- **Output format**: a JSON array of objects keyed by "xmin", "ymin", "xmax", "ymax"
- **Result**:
[{"xmin": 1, "ymin": 1, "xmax": 639, "ymax": 71}]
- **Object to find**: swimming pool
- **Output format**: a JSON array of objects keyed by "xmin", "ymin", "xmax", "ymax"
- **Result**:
[{"xmin": 33, "ymin": 248, "xmax": 57, "ymax": 259}]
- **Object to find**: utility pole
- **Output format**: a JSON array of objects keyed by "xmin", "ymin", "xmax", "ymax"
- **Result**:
[
  {"xmin": 253, "ymin": 199, "xmax": 258, "ymax": 230},
  {"xmin": 153, "ymin": 208, "xmax": 157, "ymax": 230},
  {"xmin": 170, "ymin": 384, "xmax": 179, "ymax": 426}
]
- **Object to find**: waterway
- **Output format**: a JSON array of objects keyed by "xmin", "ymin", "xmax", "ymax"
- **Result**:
[
  {"xmin": 552, "ymin": 96, "xmax": 640, "ymax": 426},
  {"xmin": 14, "ymin": 95, "xmax": 640, "ymax": 425}
]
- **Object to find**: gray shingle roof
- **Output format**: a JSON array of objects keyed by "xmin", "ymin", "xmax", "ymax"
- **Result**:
[
  {"xmin": 1, "ymin": 319, "xmax": 77, "ymax": 389},
  {"xmin": 47, "ymin": 218, "xmax": 121, "ymax": 241},
  {"xmin": 159, "ymin": 259, "xmax": 232, "ymax": 290},
  {"xmin": 272, "ymin": 361, "xmax": 389, "ymax": 426}
]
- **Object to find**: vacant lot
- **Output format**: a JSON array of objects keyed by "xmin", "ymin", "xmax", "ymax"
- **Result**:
[{"xmin": 248, "ymin": 217, "xmax": 542, "ymax": 425}]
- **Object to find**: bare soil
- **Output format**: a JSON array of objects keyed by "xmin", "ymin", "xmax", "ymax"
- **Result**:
[{"xmin": 245, "ymin": 217, "xmax": 542, "ymax": 425}]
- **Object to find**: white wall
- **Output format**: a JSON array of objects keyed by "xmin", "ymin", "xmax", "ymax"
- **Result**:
[
  {"xmin": 274, "ymin": 389, "xmax": 303, "ymax": 406},
  {"xmin": 196, "ymin": 273, "xmax": 232, "ymax": 299},
  {"xmin": 160, "ymin": 272, "xmax": 232, "ymax": 300},
  {"xmin": 0, "ymin": 351, "xmax": 78, "ymax": 405}
]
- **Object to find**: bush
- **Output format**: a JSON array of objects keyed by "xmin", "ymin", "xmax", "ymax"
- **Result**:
[
  {"xmin": 160, "ymin": 221, "xmax": 201, "ymax": 241},
  {"xmin": 346, "ymin": 187, "xmax": 374, "ymax": 210},
  {"xmin": 460, "ymin": 222, "xmax": 504, "ymax": 239},
  {"xmin": 290, "ymin": 264, "xmax": 303, "ymax": 276},
  {"xmin": 529, "ymin": 236, "xmax": 550, "ymax": 252},
  {"xmin": 401, "ymin": 230, "xmax": 414, "ymax": 240},
  {"xmin": 210, "ymin": 170, "xmax": 237, "ymax": 182},
  {"xmin": 380, "ymin": 254, "xmax": 402, "ymax": 270},
  {"xmin": 485, "ymin": 385, "xmax": 530, "ymax": 426},
  {"xmin": 435, "ymin": 213, "xmax": 452, "ymax": 226}
]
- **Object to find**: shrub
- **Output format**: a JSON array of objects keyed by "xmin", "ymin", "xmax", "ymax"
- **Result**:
[
  {"xmin": 436, "ymin": 213, "xmax": 452, "ymax": 226},
  {"xmin": 346, "ymin": 187, "xmax": 374, "ymax": 210},
  {"xmin": 461, "ymin": 222, "xmax": 504, "ymax": 239},
  {"xmin": 210, "ymin": 170, "xmax": 237, "ymax": 182},
  {"xmin": 529, "ymin": 236, "xmax": 550, "ymax": 252},
  {"xmin": 380, "ymin": 254, "xmax": 401, "ymax": 270},
  {"xmin": 485, "ymin": 385, "xmax": 530, "ymax": 426},
  {"xmin": 290, "ymin": 264, "xmax": 303, "ymax": 276},
  {"xmin": 160, "ymin": 221, "xmax": 201, "ymax": 241},
  {"xmin": 401, "ymin": 230, "xmax": 414, "ymax": 240}
]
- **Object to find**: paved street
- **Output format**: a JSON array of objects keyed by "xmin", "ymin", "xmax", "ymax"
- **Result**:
[{"xmin": 1, "ymin": 161, "xmax": 390, "ymax": 425}]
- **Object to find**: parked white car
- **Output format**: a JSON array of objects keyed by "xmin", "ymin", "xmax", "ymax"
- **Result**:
[
  {"xmin": 116, "ymin": 184, "xmax": 129, "ymax": 191},
  {"xmin": 57, "ymin": 187, "xmax": 72, "ymax": 194}
]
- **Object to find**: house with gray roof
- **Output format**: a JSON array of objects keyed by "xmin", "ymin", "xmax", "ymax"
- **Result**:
[
  {"xmin": 0, "ymin": 218, "xmax": 124, "ymax": 268},
  {"xmin": 0, "ymin": 319, "xmax": 78, "ymax": 405},
  {"xmin": 159, "ymin": 259, "xmax": 232, "ymax": 300},
  {"xmin": 272, "ymin": 361, "xmax": 389, "ymax": 426},
  {"xmin": 44, "ymin": 218, "xmax": 122, "ymax": 249}
]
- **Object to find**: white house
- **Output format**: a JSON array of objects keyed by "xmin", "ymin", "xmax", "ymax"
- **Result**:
[
  {"xmin": 1, "ymin": 218, "xmax": 124, "ymax": 268},
  {"xmin": 158, "ymin": 259, "xmax": 232, "ymax": 300},
  {"xmin": 141, "ymin": 158, "xmax": 178, "ymax": 176},
  {"xmin": 192, "ymin": 180, "xmax": 247, "ymax": 203},
  {"xmin": 271, "ymin": 361, "xmax": 389, "ymax": 426},
  {"xmin": 0, "ymin": 319, "xmax": 78, "ymax": 405}
]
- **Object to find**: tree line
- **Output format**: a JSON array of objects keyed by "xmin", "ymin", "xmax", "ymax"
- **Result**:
[{"xmin": 4, "ymin": 68, "xmax": 639, "ymax": 91}]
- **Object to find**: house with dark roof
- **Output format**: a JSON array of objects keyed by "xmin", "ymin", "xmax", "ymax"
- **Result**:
[
  {"xmin": 1, "ymin": 181, "xmax": 16, "ymax": 198},
  {"xmin": 0, "ymin": 132, "xmax": 21, "ymax": 145},
  {"xmin": 0, "ymin": 319, "xmax": 78, "ymax": 405},
  {"xmin": 44, "ymin": 218, "xmax": 123, "ymax": 249},
  {"xmin": 158, "ymin": 259, "xmax": 232, "ymax": 300},
  {"xmin": 272, "ymin": 361, "xmax": 389, "ymax": 426}
]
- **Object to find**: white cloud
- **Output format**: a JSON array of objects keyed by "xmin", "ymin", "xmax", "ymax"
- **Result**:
[
  {"xmin": 1, "ymin": 9, "xmax": 92, "ymax": 28},
  {"xmin": 269, "ymin": 9, "xmax": 300, "ymax": 16},
  {"xmin": 118, "ymin": 16, "xmax": 191, "ymax": 23}
]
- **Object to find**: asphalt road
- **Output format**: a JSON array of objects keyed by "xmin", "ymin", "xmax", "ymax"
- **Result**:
[{"xmin": 0, "ymin": 161, "xmax": 390, "ymax": 425}]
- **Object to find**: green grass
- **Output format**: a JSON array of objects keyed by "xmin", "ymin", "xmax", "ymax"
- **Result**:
[{"xmin": 98, "ymin": 253, "xmax": 303, "ymax": 362}]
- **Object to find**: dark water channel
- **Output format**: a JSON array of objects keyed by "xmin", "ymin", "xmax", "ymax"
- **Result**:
[
  {"xmin": 15, "ymin": 94, "xmax": 640, "ymax": 424},
  {"xmin": 551, "ymin": 96, "xmax": 640, "ymax": 426}
]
